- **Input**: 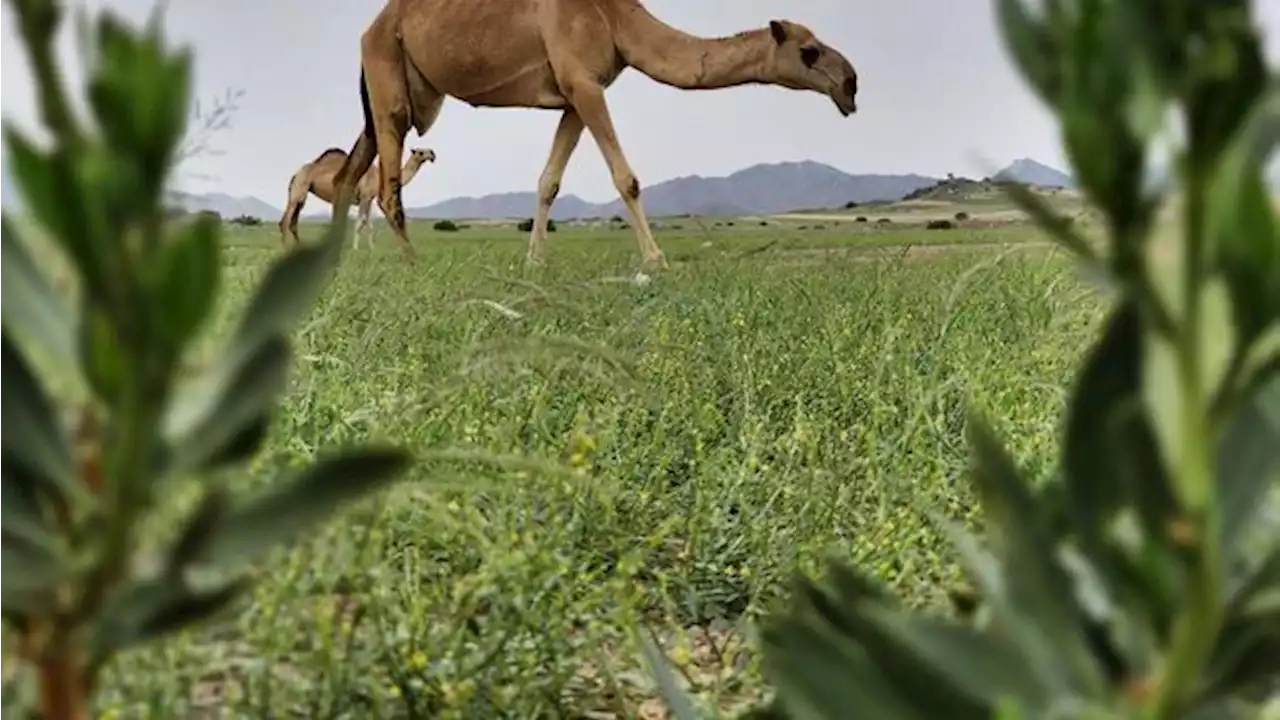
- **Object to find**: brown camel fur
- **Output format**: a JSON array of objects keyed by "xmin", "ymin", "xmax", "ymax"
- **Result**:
[
  {"xmin": 329, "ymin": 0, "xmax": 858, "ymax": 269},
  {"xmin": 278, "ymin": 146, "xmax": 435, "ymax": 249}
]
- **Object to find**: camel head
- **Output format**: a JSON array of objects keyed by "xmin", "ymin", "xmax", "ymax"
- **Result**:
[
  {"xmin": 409, "ymin": 147, "xmax": 437, "ymax": 166},
  {"xmin": 765, "ymin": 20, "xmax": 858, "ymax": 117}
]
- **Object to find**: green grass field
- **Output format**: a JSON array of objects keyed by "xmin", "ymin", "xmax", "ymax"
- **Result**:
[{"xmin": 84, "ymin": 217, "xmax": 1105, "ymax": 717}]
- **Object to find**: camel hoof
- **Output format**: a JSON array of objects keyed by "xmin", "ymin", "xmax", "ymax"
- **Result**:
[{"xmin": 642, "ymin": 253, "xmax": 668, "ymax": 272}]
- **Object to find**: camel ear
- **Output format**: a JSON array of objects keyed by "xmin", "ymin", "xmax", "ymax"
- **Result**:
[{"xmin": 769, "ymin": 20, "xmax": 787, "ymax": 45}]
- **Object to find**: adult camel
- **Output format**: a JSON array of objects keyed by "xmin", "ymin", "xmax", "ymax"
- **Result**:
[{"xmin": 330, "ymin": 0, "xmax": 859, "ymax": 269}]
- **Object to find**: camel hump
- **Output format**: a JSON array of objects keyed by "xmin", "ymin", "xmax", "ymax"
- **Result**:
[{"xmin": 313, "ymin": 147, "xmax": 348, "ymax": 164}]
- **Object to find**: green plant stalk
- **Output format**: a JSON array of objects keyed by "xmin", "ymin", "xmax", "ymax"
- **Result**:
[
  {"xmin": 73, "ymin": 343, "xmax": 166, "ymax": 676},
  {"xmin": 1146, "ymin": 153, "xmax": 1225, "ymax": 719}
]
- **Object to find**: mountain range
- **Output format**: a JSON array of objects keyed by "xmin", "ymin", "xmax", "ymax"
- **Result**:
[{"xmin": 2, "ymin": 157, "xmax": 1077, "ymax": 219}]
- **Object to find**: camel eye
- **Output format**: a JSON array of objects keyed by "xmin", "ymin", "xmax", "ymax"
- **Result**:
[{"xmin": 800, "ymin": 46, "xmax": 820, "ymax": 68}]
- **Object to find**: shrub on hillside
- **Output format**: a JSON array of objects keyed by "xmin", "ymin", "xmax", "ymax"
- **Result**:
[
  {"xmin": 925, "ymin": 219, "xmax": 954, "ymax": 230},
  {"xmin": 855, "ymin": 216, "xmax": 868, "ymax": 222},
  {"xmin": 843, "ymin": 200, "xmax": 859, "ymax": 209},
  {"xmin": 229, "ymin": 214, "xmax": 262, "ymax": 226},
  {"xmin": 433, "ymin": 219, "xmax": 459, "ymax": 231},
  {"xmin": 516, "ymin": 218, "xmax": 557, "ymax": 232},
  {"xmin": 1, "ymin": 5, "xmax": 414, "ymax": 715},
  {"xmin": 954, "ymin": 211, "xmax": 970, "ymax": 221},
  {"xmin": 876, "ymin": 218, "xmax": 892, "ymax": 224}
]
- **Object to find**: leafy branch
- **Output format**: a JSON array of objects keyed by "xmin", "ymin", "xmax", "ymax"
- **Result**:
[
  {"xmin": 0, "ymin": 1, "xmax": 414, "ymax": 717},
  {"xmin": 645, "ymin": 0, "xmax": 1280, "ymax": 717}
]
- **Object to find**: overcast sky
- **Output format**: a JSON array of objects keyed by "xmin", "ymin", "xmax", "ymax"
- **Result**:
[{"xmin": 3, "ymin": 1, "xmax": 1280, "ymax": 208}]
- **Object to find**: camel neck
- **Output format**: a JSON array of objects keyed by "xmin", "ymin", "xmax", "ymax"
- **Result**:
[
  {"xmin": 402, "ymin": 161, "xmax": 425, "ymax": 184},
  {"xmin": 615, "ymin": 8, "xmax": 773, "ymax": 91}
]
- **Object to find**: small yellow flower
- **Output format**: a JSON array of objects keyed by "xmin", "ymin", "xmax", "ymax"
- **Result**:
[
  {"xmin": 671, "ymin": 639, "xmax": 692, "ymax": 665},
  {"xmin": 409, "ymin": 650, "xmax": 428, "ymax": 670}
]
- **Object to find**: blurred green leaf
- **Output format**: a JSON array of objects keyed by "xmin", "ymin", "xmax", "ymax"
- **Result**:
[
  {"xmin": 795, "ymin": 566, "xmax": 998, "ymax": 719},
  {"xmin": 1197, "ymin": 276, "xmax": 1239, "ymax": 407},
  {"xmin": 1180, "ymin": 4, "xmax": 1269, "ymax": 170},
  {"xmin": 231, "ymin": 232, "xmax": 342, "ymax": 365},
  {"xmin": 0, "ymin": 218, "xmax": 76, "ymax": 378},
  {"xmin": 761, "ymin": 607, "xmax": 926, "ymax": 720},
  {"xmin": 857, "ymin": 604, "xmax": 1050, "ymax": 714},
  {"xmin": 1205, "ymin": 82, "xmax": 1280, "ymax": 346},
  {"xmin": 1123, "ymin": 58, "xmax": 1170, "ymax": 142},
  {"xmin": 801, "ymin": 557, "xmax": 1055, "ymax": 715},
  {"xmin": 89, "ymin": 573, "xmax": 245, "ymax": 665},
  {"xmin": 1217, "ymin": 376, "xmax": 1280, "ymax": 560},
  {"xmin": 1, "ymin": 330, "xmax": 77, "ymax": 503},
  {"xmin": 87, "ymin": 13, "xmax": 192, "ymax": 197},
  {"xmin": 1062, "ymin": 303, "xmax": 1177, "ymax": 579},
  {"xmin": 77, "ymin": 300, "xmax": 126, "ymax": 403},
  {"xmin": 1237, "ymin": 323, "xmax": 1280, "ymax": 396},
  {"xmin": 164, "ymin": 336, "xmax": 291, "ymax": 474},
  {"xmin": 965, "ymin": 413, "xmax": 1106, "ymax": 697},
  {"xmin": 165, "ymin": 489, "xmax": 229, "ymax": 574},
  {"xmin": 201, "ymin": 414, "xmax": 270, "ymax": 471},
  {"xmin": 636, "ymin": 629, "xmax": 701, "ymax": 720},
  {"xmin": 0, "ymin": 474, "xmax": 58, "ymax": 558},
  {"xmin": 197, "ymin": 448, "xmax": 412, "ymax": 574},
  {"xmin": 1202, "ymin": 600, "xmax": 1280, "ymax": 701},
  {"xmin": 0, "ymin": 466, "xmax": 65, "ymax": 609},
  {"xmin": 939, "ymin": 521, "xmax": 1090, "ymax": 701},
  {"xmin": 1142, "ymin": 332, "xmax": 1189, "ymax": 503},
  {"xmin": 151, "ymin": 212, "xmax": 220, "ymax": 351},
  {"xmin": 3, "ymin": 130, "xmax": 100, "ymax": 283},
  {"xmin": 1000, "ymin": 182, "xmax": 1099, "ymax": 265},
  {"xmin": 1, "ymin": 533, "xmax": 66, "ymax": 616},
  {"xmin": 995, "ymin": 0, "xmax": 1059, "ymax": 108}
]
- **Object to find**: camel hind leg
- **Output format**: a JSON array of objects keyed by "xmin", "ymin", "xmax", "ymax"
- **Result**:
[{"xmin": 278, "ymin": 167, "xmax": 311, "ymax": 247}]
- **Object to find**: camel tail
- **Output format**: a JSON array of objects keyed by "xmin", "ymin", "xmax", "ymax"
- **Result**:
[
  {"xmin": 333, "ymin": 68, "xmax": 378, "ymax": 216},
  {"xmin": 359, "ymin": 68, "xmax": 376, "ymax": 140}
]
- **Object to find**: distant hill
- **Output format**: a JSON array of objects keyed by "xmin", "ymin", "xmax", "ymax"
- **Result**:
[
  {"xmin": 165, "ymin": 190, "xmax": 281, "ymax": 220},
  {"xmin": 406, "ymin": 161, "xmax": 939, "ymax": 220},
  {"xmin": 3, "ymin": 156, "xmax": 1103, "ymax": 222},
  {"xmin": 994, "ymin": 158, "xmax": 1074, "ymax": 188}
]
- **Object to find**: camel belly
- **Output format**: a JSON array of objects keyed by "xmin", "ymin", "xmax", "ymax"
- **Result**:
[
  {"xmin": 459, "ymin": 65, "xmax": 568, "ymax": 109},
  {"xmin": 398, "ymin": 0, "xmax": 563, "ymax": 107}
]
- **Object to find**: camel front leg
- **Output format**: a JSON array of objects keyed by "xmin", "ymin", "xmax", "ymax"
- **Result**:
[
  {"xmin": 565, "ymin": 83, "xmax": 666, "ymax": 270},
  {"xmin": 527, "ymin": 109, "xmax": 585, "ymax": 266}
]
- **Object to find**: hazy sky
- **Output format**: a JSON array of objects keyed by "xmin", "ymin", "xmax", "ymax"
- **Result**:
[{"xmin": 4, "ymin": 0, "xmax": 1280, "ymax": 208}]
